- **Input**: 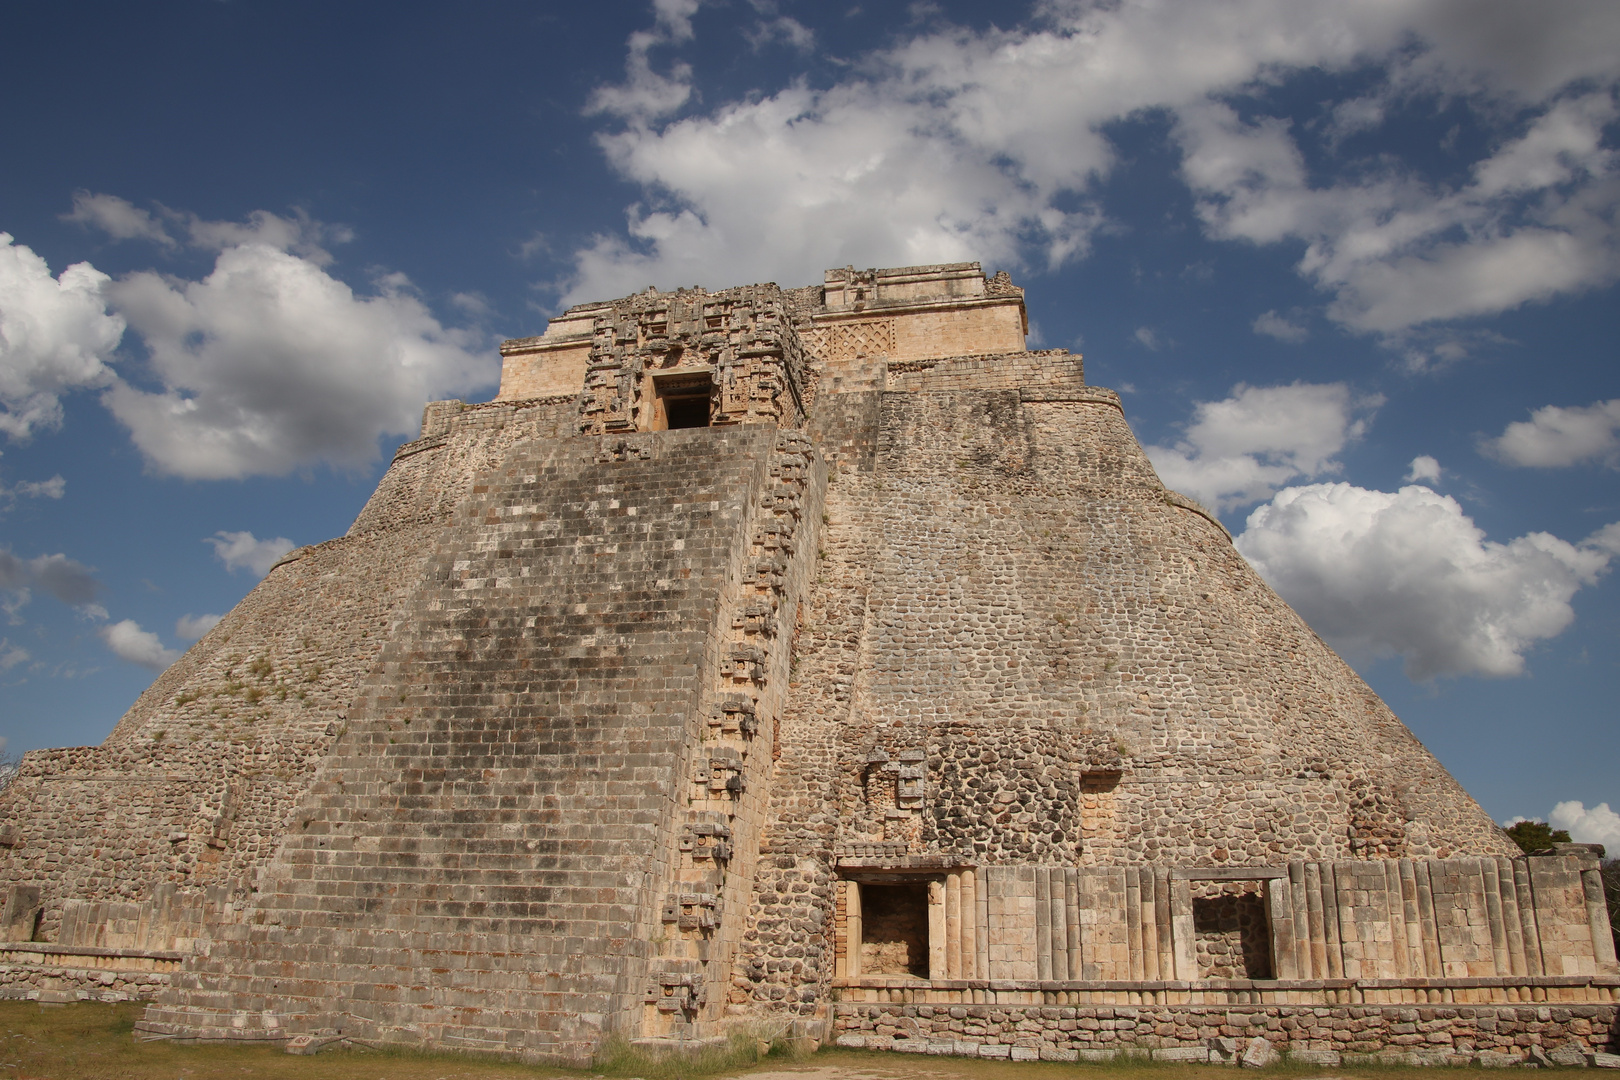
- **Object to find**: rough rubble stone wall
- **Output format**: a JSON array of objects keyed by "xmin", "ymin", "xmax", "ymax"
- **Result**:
[
  {"xmin": 833, "ymin": 1001, "xmax": 1618, "ymax": 1065},
  {"xmin": 143, "ymin": 425, "xmax": 779, "ymax": 1064},
  {"xmin": 859, "ymin": 885, "xmax": 929, "ymax": 977},
  {"xmin": 1192, "ymin": 882, "xmax": 1271, "ymax": 979},
  {"xmin": 839, "ymin": 387, "xmax": 1512, "ymax": 866},
  {"xmin": 739, "ymin": 377, "xmax": 1516, "ymax": 1014},
  {"xmin": 737, "ymin": 390, "xmax": 889, "ymax": 1013},
  {"xmin": 0, "ymin": 397, "xmax": 575, "ymax": 942}
]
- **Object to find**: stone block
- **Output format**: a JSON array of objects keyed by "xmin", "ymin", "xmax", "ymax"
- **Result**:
[
  {"xmin": 1549, "ymin": 1042, "xmax": 1592, "ymax": 1067},
  {"xmin": 1288, "ymin": 1048, "xmax": 1342, "ymax": 1066},
  {"xmin": 1240, "ymin": 1036, "xmax": 1280, "ymax": 1068}
]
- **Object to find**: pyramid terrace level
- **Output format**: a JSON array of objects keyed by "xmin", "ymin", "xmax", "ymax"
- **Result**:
[{"xmin": 0, "ymin": 263, "xmax": 1613, "ymax": 1065}]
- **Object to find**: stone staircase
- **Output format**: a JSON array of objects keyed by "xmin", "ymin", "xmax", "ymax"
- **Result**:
[{"xmin": 140, "ymin": 426, "xmax": 787, "ymax": 1064}]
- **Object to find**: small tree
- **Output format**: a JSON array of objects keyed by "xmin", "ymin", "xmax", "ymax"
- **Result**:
[{"xmin": 1504, "ymin": 819, "xmax": 1571, "ymax": 853}]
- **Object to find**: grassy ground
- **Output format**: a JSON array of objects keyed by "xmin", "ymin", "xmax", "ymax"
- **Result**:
[{"xmin": 0, "ymin": 1000, "xmax": 1463, "ymax": 1080}]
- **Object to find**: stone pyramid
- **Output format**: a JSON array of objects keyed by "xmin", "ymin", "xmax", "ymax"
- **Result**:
[{"xmin": 0, "ymin": 264, "xmax": 1612, "ymax": 1065}]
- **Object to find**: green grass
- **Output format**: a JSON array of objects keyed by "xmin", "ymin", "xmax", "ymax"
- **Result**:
[{"xmin": 0, "ymin": 1001, "xmax": 1501, "ymax": 1080}]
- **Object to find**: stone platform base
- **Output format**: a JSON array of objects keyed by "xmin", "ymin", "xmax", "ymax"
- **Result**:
[
  {"xmin": 832, "ymin": 1001, "xmax": 1618, "ymax": 1066},
  {"xmin": 0, "ymin": 943, "xmax": 180, "ymax": 1003}
]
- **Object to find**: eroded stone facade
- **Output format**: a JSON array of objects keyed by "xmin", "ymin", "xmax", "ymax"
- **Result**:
[{"xmin": 0, "ymin": 262, "xmax": 1613, "ymax": 1065}]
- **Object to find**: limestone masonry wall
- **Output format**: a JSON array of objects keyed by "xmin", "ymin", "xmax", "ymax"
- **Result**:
[
  {"xmin": 141, "ymin": 424, "xmax": 794, "ymax": 1063},
  {"xmin": 0, "ymin": 262, "xmax": 1611, "ymax": 1064},
  {"xmin": 0, "ymin": 396, "xmax": 574, "ymax": 982}
]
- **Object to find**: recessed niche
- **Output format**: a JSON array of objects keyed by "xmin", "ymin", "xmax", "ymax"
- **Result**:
[{"xmin": 858, "ymin": 882, "xmax": 929, "ymax": 978}]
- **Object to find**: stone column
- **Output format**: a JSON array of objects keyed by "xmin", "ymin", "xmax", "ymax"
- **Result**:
[
  {"xmin": 1288, "ymin": 862, "xmax": 1313, "ymax": 979},
  {"xmin": 928, "ymin": 879, "xmax": 947, "ymax": 981},
  {"xmin": 847, "ymin": 880, "xmax": 862, "ymax": 979},
  {"xmin": 960, "ymin": 868, "xmax": 978, "ymax": 980},
  {"xmin": 1064, "ymin": 868, "xmax": 1082, "ymax": 982},
  {"xmin": 1583, "ymin": 868, "xmax": 1619, "ymax": 972},
  {"xmin": 1171, "ymin": 875, "xmax": 1197, "ymax": 981},
  {"xmin": 1266, "ymin": 876, "xmax": 1297, "ymax": 980}
]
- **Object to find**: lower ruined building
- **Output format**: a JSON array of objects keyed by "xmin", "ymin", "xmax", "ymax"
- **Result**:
[{"xmin": 0, "ymin": 263, "xmax": 1614, "ymax": 1066}]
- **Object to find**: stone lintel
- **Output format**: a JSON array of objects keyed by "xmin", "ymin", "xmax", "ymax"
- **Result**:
[
  {"xmin": 499, "ymin": 331, "xmax": 593, "ymax": 356},
  {"xmin": 1172, "ymin": 866, "xmax": 1288, "ymax": 881},
  {"xmin": 836, "ymin": 855, "xmax": 970, "ymax": 872},
  {"xmin": 809, "ymin": 290, "xmax": 1025, "ymax": 324}
]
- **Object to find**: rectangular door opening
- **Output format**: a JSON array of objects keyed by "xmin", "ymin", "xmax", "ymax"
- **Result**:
[
  {"xmin": 858, "ymin": 882, "xmax": 929, "ymax": 978},
  {"xmin": 1192, "ymin": 881, "xmax": 1274, "ymax": 979},
  {"xmin": 653, "ymin": 373, "xmax": 713, "ymax": 430}
]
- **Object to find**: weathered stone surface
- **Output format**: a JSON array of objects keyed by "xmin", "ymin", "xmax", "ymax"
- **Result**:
[
  {"xmin": 1551, "ymin": 1041, "xmax": 1594, "ymax": 1066},
  {"xmin": 0, "ymin": 262, "xmax": 1613, "ymax": 1064},
  {"xmin": 1240, "ymin": 1036, "xmax": 1280, "ymax": 1068}
]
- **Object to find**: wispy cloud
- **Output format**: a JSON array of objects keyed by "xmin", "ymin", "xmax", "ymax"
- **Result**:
[
  {"xmin": 563, "ymin": 0, "xmax": 1620, "ymax": 343},
  {"xmin": 1482, "ymin": 398, "xmax": 1620, "ymax": 468},
  {"xmin": 206, "ymin": 531, "xmax": 295, "ymax": 577},
  {"xmin": 1145, "ymin": 382, "xmax": 1381, "ymax": 512}
]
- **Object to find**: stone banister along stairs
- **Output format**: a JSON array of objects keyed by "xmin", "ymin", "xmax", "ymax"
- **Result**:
[{"xmin": 0, "ymin": 262, "xmax": 1612, "ymax": 1067}]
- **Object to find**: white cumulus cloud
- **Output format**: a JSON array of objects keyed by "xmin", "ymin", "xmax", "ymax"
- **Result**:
[
  {"xmin": 98, "ymin": 619, "xmax": 180, "ymax": 671},
  {"xmin": 1145, "ymin": 382, "xmax": 1378, "ymax": 512},
  {"xmin": 103, "ymin": 236, "xmax": 494, "ymax": 479},
  {"xmin": 1406, "ymin": 455, "xmax": 1442, "ymax": 483},
  {"xmin": 1550, "ymin": 801, "xmax": 1620, "ymax": 850},
  {"xmin": 564, "ymin": 0, "xmax": 1620, "ymax": 335},
  {"xmin": 1482, "ymin": 398, "xmax": 1620, "ymax": 468},
  {"xmin": 0, "ymin": 234, "xmax": 125, "ymax": 439},
  {"xmin": 1236, "ymin": 483, "xmax": 1617, "ymax": 679},
  {"xmin": 0, "ymin": 471, "xmax": 65, "ymax": 508},
  {"xmin": 206, "ymin": 531, "xmax": 295, "ymax": 577}
]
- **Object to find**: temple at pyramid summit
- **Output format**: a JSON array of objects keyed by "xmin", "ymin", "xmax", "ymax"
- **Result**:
[{"xmin": 0, "ymin": 263, "xmax": 1614, "ymax": 1065}]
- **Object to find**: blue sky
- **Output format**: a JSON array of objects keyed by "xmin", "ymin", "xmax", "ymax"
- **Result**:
[{"xmin": 1, "ymin": 1, "xmax": 1617, "ymax": 845}]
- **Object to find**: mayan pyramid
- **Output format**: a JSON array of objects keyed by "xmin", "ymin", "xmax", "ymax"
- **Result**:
[{"xmin": 0, "ymin": 264, "xmax": 1613, "ymax": 1065}]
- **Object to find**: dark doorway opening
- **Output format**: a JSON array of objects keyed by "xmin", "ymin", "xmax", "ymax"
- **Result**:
[
  {"xmin": 654, "ymin": 374, "xmax": 712, "ymax": 430},
  {"xmin": 664, "ymin": 394, "xmax": 711, "ymax": 429},
  {"xmin": 859, "ymin": 882, "xmax": 929, "ymax": 978}
]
